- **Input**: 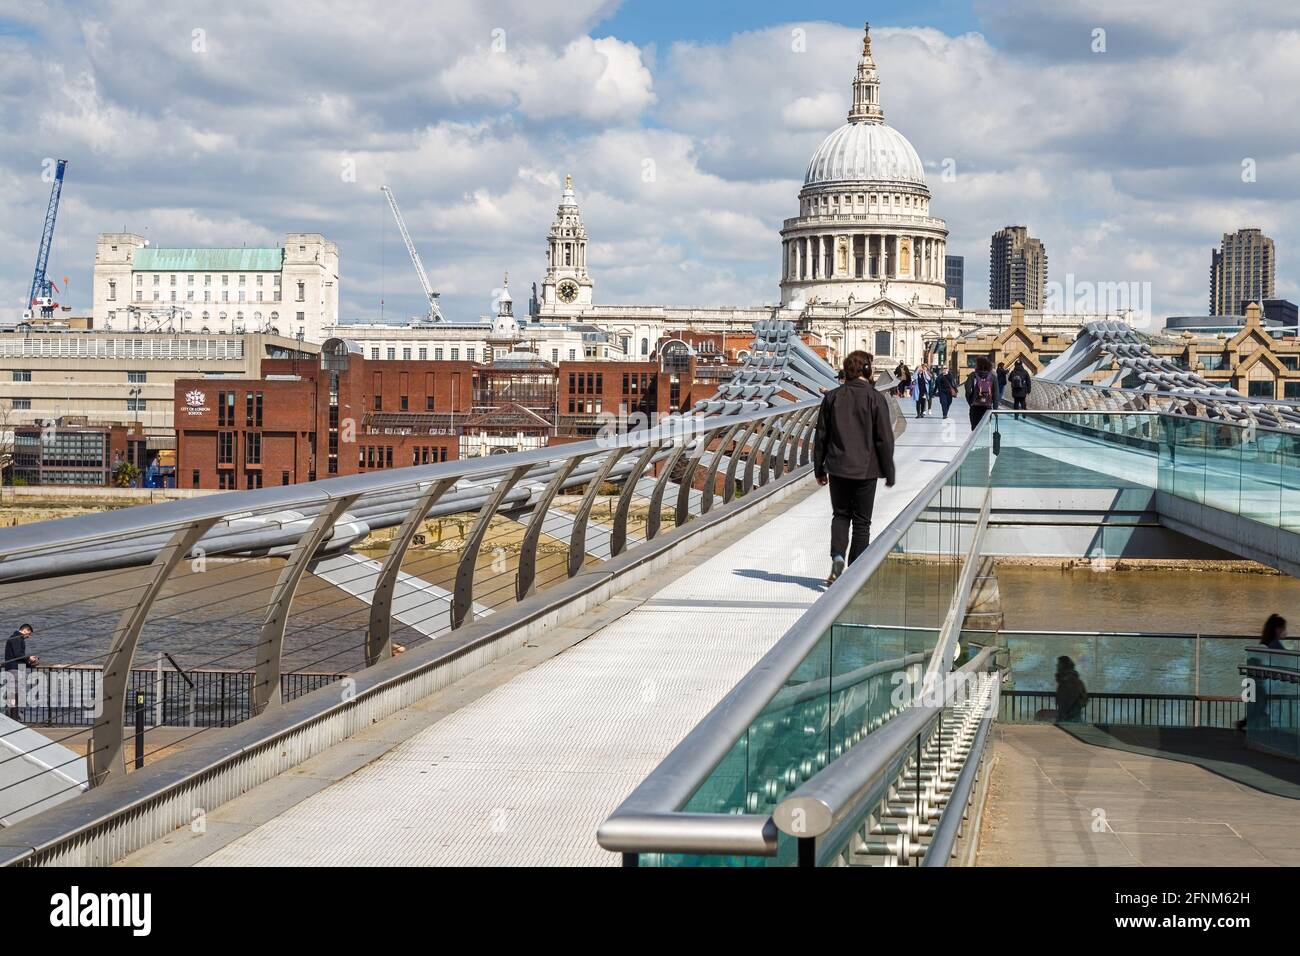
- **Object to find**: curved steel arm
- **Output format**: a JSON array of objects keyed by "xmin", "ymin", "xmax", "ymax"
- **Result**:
[
  {"xmin": 760, "ymin": 412, "xmax": 793, "ymax": 484},
  {"xmin": 253, "ymin": 494, "xmax": 360, "ymax": 715},
  {"xmin": 742, "ymin": 417, "xmax": 776, "ymax": 494},
  {"xmin": 568, "ymin": 449, "xmax": 631, "ymax": 577},
  {"xmin": 675, "ymin": 426, "xmax": 723, "ymax": 528},
  {"xmin": 699, "ymin": 422, "xmax": 744, "ymax": 515},
  {"xmin": 366, "ymin": 476, "xmax": 459, "ymax": 665},
  {"xmin": 516, "ymin": 456, "xmax": 585, "ymax": 600},
  {"xmin": 645, "ymin": 443, "xmax": 690, "ymax": 541},
  {"xmin": 89, "ymin": 519, "xmax": 218, "ymax": 785},
  {"xmin": 610, "ymin": 441, "xmax": 663, "ymax": 557},
  {"xmin": 722, "ymin": 419, "xmax": 760, "ymax": 505},
  {"xmin": 453, "ymin": 465, "xmax": 532, "ymax": 629}
]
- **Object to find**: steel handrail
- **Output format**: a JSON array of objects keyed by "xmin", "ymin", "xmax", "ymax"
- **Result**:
[{"xmin": 771, "ymin": 645, "xmax": 998, "ymax": 843}]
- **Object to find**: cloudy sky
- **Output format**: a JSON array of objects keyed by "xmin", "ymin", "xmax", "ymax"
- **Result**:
[{"xmin": 1, "ymin": 0, "xmax": 1297, "ymax": 326}]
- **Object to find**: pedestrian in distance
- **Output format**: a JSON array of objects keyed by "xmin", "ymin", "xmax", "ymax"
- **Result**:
[
  {"xmin": 4, "ymin": 623, "xmax": 38, "ymax": 722},
  {"xmin": 964, "ymin": 356, "xmax": 997, "ymax": 430},
  {"xmin": 911, "ymin": 365, "xmax": 930, "ymax": 418},
  {"xmin": 1008, "ymin": 358, "xmax": 1032, "ymax": 417},
  {"xmin": 996, "ymin": 361, "xmax": 1008, "ymax": 404},
  {"xmin": 1054, "ymin": 656, "xmax": 1088, "ymax": 723},
  {"xmin": 935, "ymin": 367, "xmax": 956, "ymax": 419},
  {"xmin": 815, "ymin": 350, "xmax": 897, "ymax": 586},
  {"xmin": 1237, "ymin": 614, "xmax": 1288, "ymax": 731}
]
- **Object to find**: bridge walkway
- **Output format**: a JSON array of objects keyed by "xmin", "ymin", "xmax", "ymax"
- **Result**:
[
  {"xmin": 123, "ymin": 400, "xmax": 968, "ymax": 866},
  {"xmin": 976, "ymin": 723, "xmax": 1300, "ymax": 866}
]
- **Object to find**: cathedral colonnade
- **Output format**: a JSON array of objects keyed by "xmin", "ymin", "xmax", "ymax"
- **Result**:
[{"xmin": 782, "ymin": 233, "xmax": 947, "ymax": 283}]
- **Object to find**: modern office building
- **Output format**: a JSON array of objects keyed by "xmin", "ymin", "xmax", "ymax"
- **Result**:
[
  {"xmin": 988, "ymin": 226, "xmax": 1048, "ymax": 310},
  {"xmin": 91, "ymin": 233, "xmax": 340, "ymax": 343},
  {"xmin": 945, "ymin": 255, "xmax": 964, "ymax": 308},
  {"xmin": 9, "ymin": 419, "xmax": 148, "ymax": 487},
  {"xmin": 0, "ymin": 330, "xmax": 319, "ymax": 446},
  {"xmin": 1211, "ymin": 228, "xmax": 1275, "ymax": 317}
]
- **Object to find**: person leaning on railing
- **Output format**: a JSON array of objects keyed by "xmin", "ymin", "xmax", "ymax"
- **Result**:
[{"xmin": 814, "ymin": 350, "xmax": 896, "ymax": 587}]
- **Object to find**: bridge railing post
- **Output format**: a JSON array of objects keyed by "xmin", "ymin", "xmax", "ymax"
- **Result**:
[
  {"xmin": 367, "ymin": 476, "xmax": 459, "ymax": 665},
  {"xmin": 89, "ymin": 519, "xmax": 217, "ymax": 786},
  {"xmin": 452, "ymin": 465, "xmax": 533, "ymax": 629},
  {"xmin": 253, "ymin": 494, "xmax": 360, "ymax": 715}
]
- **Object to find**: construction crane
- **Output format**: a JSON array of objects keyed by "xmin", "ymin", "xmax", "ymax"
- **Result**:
[
  {"xmin": 25, "ymin": 158, "xmax": 69, "ymax": 322},
  {"xmin": 380, "ymin": 184, "xmax": 444, "ymax": 323}
]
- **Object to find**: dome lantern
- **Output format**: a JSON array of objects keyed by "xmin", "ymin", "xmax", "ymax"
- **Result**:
[{"xmin": 848, "ymin": 23, "xmax": 884, "ymax": 125}]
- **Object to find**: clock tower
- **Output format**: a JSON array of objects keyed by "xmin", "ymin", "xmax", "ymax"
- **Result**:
[{"xmin": 540, "ymin": 174, "xmax": 594, "ymax": 313}]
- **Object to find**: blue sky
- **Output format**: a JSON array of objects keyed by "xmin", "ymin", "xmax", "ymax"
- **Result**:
[
  {"xmin": 597, "ymin": 0, "xmax": 982, "ymax": 49},
  {"xmin": 1, "ymin": 0, "xmax": 1297, "ymax": 328}
]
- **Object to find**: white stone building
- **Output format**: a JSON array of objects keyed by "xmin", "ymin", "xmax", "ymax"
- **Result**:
[
  {"xmin": 532, "ymin": 25, "xmax": 1129, "ymax": 368},
  {"xmin": 321, "ymin": 276, "xmax": 629, "ymax": 365},
  {"xmin": 92, "ymin": 233, "xmax": 339, "ymax": 343}
]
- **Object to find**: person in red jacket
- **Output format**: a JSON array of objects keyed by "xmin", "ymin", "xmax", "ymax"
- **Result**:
[{"xmin": 814, "ymin": 350, "xmax": 896, "ymax": 586}]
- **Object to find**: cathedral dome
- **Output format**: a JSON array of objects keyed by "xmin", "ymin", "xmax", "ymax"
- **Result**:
[{"xmin": 804, "ymin": 122, "xmax": 927, "ymax": 189}]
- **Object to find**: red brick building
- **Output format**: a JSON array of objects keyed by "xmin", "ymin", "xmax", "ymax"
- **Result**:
[
  {"xmin": 176, "ymin": 339, "xmax": 718, "ymax": 489},
  {"xmin": 176, "ymin": 340, "xmax": 467, "ymax": 490}
]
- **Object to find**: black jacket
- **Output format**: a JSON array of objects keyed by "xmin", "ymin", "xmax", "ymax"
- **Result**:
[
  {"xmin": 814, "ymin": 378, "xmax": 896, "ymax": 483},
  {"xmin": 1008, "ymin": 367, "xmax": 1032, "ymax": 398},
  {"xmin": 4, "ymin": 631, "xmax": 28, "ymax": 671}
]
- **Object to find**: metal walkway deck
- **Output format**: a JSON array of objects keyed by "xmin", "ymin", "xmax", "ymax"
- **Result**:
[{"xmin": 126, "ymin": 401, "xmax": 970, "ymax": 867}]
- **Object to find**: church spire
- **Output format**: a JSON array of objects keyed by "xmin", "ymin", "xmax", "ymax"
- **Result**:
[{"xmin": 848, "ymin": 22, "xmax": 884, "ymax": 124}]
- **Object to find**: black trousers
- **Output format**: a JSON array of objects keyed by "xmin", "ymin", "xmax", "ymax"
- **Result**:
[
  {"xmin": 1013, "ymin": 395, "xmax": 1028, "ymax": 410},
  {"xmin": 828, "ymin": 475, "xmax": 879, "ymax": 563},
  {"xmin": 969, "ymin": 404, "xmax": 991, "ymax": 430}
]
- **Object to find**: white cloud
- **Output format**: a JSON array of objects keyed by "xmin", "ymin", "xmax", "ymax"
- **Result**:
[{"xmin": 1, "ymin": 1, "xmax": 1297, "ymax": 326}]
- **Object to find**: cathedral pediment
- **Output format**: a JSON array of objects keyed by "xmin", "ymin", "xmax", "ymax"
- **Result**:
[{"xmin": 845, "ymin": 296, "xmax": 923, "ymax": 320}]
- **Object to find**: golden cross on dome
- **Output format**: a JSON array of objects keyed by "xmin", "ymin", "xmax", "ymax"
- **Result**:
[
  {"xmin": 863, "ymin": 22, "xmax": 871, "ymax": 55},
  {"xmin": 565, "ymin": 174, "xmax": 573, "ymax": 190}
]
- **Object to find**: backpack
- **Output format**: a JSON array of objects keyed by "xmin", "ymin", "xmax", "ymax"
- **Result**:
[{"xmin": 973, "ymin": 373, "xmax": 994, "ymax": 407}]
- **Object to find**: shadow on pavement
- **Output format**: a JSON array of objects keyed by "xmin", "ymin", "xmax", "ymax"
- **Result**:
[{"xmin": 1059, "ymin": 724, "xmax": 1300, "ymax": 799}]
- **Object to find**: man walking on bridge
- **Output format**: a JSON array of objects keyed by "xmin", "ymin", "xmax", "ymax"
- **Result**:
[{"xmin": 815, "ymin": 350, "xmax": 896, "ymax": 586}]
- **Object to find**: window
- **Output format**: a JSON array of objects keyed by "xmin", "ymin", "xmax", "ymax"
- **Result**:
[
  {"xmin": 450, "ymin": 348, "xmax": 459, "ymax": 360},
  {"xmin": 246, "ymin": 471, "xmax": 263, "ymax": 490},
  {"xmin": 434, "ymin": 348, "xmax": 444, "ymax": 360},
  {"xmin": 127, "ymin": 371, "xmax": 146, "ymax": 383},
  {"xmin": 192, "ymin": 469, "xmax": 200, "ymax": 488},
  {"xmin": 218, "ymin": 432, "xmax": 235, "ymax": 464},
  {"xmin": 1285, "ymin": 382, "xmax": 1300, "ymax": 400},
  {"xmin": 419, "ymin": 348, "xmax": 427, "ymax": 360},
  {"xmin": 282, "ymin": 470, "xmax": 290, "ymax": 485},
  {"xmin": 245, "ymin": 391, "xmax": 263, "ymax": 427},
  {"xmin": 12, "ymin": 370, "xmax": 31, "ymax": 382},
  {"xmin": 136, "ymin": 274, "xmax": 142, "ymax": 286},
  {"xmin": 108, "ymin": 280, "xmax": 117, "ymax": 301},
  {"xmin": 374, "ymin": 394, "xmax": 382, "ymax": 410},
  {"xmin": 426, "ymin": 395, "xmax": 434, "ymax": 411},
  {"xmin": 403, "ymin": 348, "xmax": 412, "ymax": 361},
  {"xmin": 1248, "ymin": 380, "xmax": 1274, "ymax": 399},
  {"xmin": 466, "ymin": 348, "xmax": 475, "ymax": 362},
  {"xmin": 874, "ymin": 330, "xmax": 892, "ymax": 356},
  {"xmin": 296, "ymin": 281, "xmax": 305, "ymax": 301},
  {"xmin": 387, "ymin": 348, "xmax": 396, "ymax": 361},
  {"xmin": 245, "ymin": 432, "xmax": 262, "ymax": 464},
  {"xmin": 218, "ymin": 391, "xmax": 235, "ymax": 426},
  {"xmin": 126, "ymin": 398, "xmax": 146, "ymax": 412},
  {"xmin": 219, "ymin": 472, "xmax": 235, "ymax": 490},
  {"xmin": 371, "ymin": 348, "xmax": 380, "ymax": 360},
  {"xmin": 12, "ymin": 398, "xmax": 31, "ymax": 410}
]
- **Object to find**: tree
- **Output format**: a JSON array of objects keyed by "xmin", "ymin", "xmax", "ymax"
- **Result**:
[{"xmin": 113, "ymin": 460, "xmax": 141, "ymax": 488}]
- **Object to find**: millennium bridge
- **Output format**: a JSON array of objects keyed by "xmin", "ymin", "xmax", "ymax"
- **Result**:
[{"xmin": 1, "ymin": 320, "xmax": 1297, "ymax": 867}]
